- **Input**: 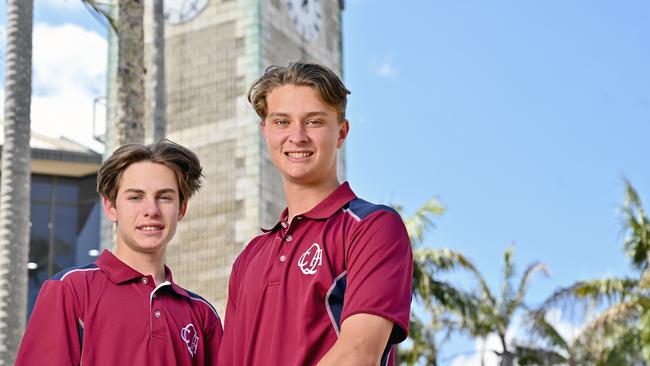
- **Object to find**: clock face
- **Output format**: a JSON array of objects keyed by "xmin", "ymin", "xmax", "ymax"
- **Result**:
[
  {"xmin": 286, "ymin": 0, "xmax": 323, "ymax": 41},
  {"xmin": 165, "ymin": 0, "xmax": 210, "ymax": 24}
]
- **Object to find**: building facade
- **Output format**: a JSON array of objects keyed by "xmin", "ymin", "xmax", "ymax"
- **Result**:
[
  {"xmin": 128, "ymin": 0, "xmax": 345, "ymax": 312},
  {"xmin": 0, "ymin": 131, "xmax": 102, "ymax": 315}
]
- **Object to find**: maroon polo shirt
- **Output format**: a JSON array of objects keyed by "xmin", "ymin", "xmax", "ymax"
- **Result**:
[
  {"xmin": 16, "ymin": 250, "xmax": 222, "ymax": 366},
  {"xmin": 218, "ymin": 182, "xmax": 413, "ymax": 366}
]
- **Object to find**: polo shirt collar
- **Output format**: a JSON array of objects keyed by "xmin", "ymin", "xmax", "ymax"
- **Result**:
[
  {"xmin": 262, "ymin": 182, "xmax": 357, "ymax": 232},
  {"xmin": 95, "ymin": 250, "xmax": 191, "ymax": 299},
  {"xmin": 96, "ymin": 250, "xmax": 146, "ymax": 284}
]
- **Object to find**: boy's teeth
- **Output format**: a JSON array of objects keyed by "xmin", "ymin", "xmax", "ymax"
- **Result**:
[
  {"xmin": 288, "ymin": 152, "xmax": 311, "ymax": 158},
  {"xmin": 140, "ymin": 226, "xmax": 161, "ymax": 231}
]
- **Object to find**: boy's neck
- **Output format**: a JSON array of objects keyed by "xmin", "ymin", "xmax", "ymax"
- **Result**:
[
  {"xmin": 113, "ymin": 246, "xmax": 167, "ymax": 286},
  {"xmin": 284, "ymin": 177, "xmax": 340, "ymax": 224}
]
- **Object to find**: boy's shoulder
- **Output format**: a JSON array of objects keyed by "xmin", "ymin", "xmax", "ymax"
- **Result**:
[
  {"xmin": 181, "ymin": 288, "xmax": 221, "ymax": 320},
  {"xmin": 50, "ymin": 262, "xmax": 101, "ymax": 283},
  {"xmin": 343, "ymin": 197, "xmax": 400, "ymax": 222}
]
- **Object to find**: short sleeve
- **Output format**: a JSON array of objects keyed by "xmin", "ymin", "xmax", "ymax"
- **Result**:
[
  {"xmin": 204, "ymin": 310, "xmax": 223, "ymax": 365},
  {"xmin": 216, "ymin": 260, "xmax": 240, "ymax": 366},
  {"xmin": 341, "ymin": 209, "xmax": 413, "ymax": 344},
  {"xmin": 15, "ymin": 279, "xmax": 82, "ymax": 365}
]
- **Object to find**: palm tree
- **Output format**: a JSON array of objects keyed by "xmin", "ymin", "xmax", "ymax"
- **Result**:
[
  {"xmin": 114, "ymin": 0, "xmax": 145, "ymax": 145},
  {"xmin": 0, "ymin": 2, "xmax": 113, "ymax": 362},
  {"xmin": 463, "ymin": 245, "xmax": 549, "ymax": 366},
  {"xmin": 533, "ymin": 180, "xmax": 650, "ymax": 365},
  {"xmin": 515, "ymin": 310, "xmax": 578, "ymax": 366},
  {"xmin": 396, "ymin": 198, "xmax": 483, "ymax": 366},
  {"xmin": 515, "ymin": 295, "xmax": 649, "ymax": 366},
  {"xmin": 0, "ymin": 1, "xmax": 33, "ymax": 363},
  {"xmin": 151, "ymin": 0, "xmax": 166, "ymax": 142}
]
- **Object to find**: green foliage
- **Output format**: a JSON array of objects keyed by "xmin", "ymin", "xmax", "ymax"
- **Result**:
[
  {"xmin": 526, "ymin": 181, "xmax": 650, "ymax": 365},
  {"xmin": 622, "ymin": 178, "xmax": 650, "ymax": 271},
  {"xmin": 397, "ymin": 198, "xmax": 481, "ymax": 365},
  {"xmin": 81, "ymin": 0, "xmax": 117, "ymax": 31},
  {"xmin": 400, "ymin": 180, "xmax": 650, "ymax": 365}
]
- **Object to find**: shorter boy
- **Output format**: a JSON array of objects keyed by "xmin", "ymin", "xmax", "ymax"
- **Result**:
[{"xmin": 16, "ymin": 139, "xmax": 222, "ymax": 365}]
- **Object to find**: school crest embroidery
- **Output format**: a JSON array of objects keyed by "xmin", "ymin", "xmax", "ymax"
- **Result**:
[
  {"xmin": 181, "ymin": 323, "xmax": 199, "ymax": 357},
  {"xmin": 298, "ymin": 243, "xmax": 323, "ymax": 275}
]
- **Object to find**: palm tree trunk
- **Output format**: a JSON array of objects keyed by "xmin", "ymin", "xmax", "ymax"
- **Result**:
[
  {"xmin": 151, "ymin": 0, "xmax": 166, "ymax": 142},
  {"xmin": 499, "ymin": 334, "xmax": 515, "ymax": 366},
  {"xmin": 480, "ymin": 337, "xmax": 486, "ymax": 366},
  {"xmin": 115, "ymin": 0, "xmax": 145, "ymax": 145},
  {"xmin": 0, "ymin": 0, "xmax": 33, "ymax": 363}
]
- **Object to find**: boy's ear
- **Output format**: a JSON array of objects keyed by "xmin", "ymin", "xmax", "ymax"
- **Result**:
[
  {"xmin": 103, "ymin": 196, "xmax": 118, "ymax": 223},
  {"xmin": 259, "ymin": 119, "xmax": 267, "ymax": 136},
  {"xmin": 178, "ymin": 200, "xmax": 188, "ymax": 221},
  {"xmin": 337, "ymin": 119, "xmax": 350, "ymax": 148}
]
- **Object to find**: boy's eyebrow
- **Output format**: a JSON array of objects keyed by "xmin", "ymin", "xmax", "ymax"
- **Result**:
[
  {"xmin": 267, "ymin": 111, "xmax": 328, "ymax": 118},
  {"xmin": 123, "ymin": 188, "xmax": 178, "ymax": 194}
]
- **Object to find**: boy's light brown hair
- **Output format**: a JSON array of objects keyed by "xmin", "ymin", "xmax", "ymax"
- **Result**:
[
  {"xmin": 248, "ymin": 61, "xmax": 351, "ymax": 121},
  {"xmin": 97, "ymin": 139, "xmax": 203, "ymax": 206}
]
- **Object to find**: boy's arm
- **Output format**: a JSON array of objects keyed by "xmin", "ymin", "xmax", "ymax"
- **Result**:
[
  {"xmin": 320, "ymin": 209, "xmax": 413, "ymax": 365},
  {"xmin": 316, "ymin": 313, "xmax": 392, "ymax": 366},
  {"xmin": 216, "ymin": 263, "xmax": 239, "ymax": 366},
  {"xmin": 15, "ymin": 279, "xmax": 82, "ymax": 365},
  {"xmin": 204, "ymin": 311, "xmax": 224, "ymax": 366}
]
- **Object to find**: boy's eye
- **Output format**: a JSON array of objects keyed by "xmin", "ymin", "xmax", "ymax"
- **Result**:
[
  {"xmin": 159, "ymin": 196, "xmax": 172, "ymax": 201},
  {"xmin": 306, "ymin": 120, "xmax": 322, "ymax": 126},
  {"xmin": 275, "ymin": 119, "xmax": 289, "ymax": 126},
  {"xmin": 128, "ymin": 196, "xmax": 142, "ymax": 201}
]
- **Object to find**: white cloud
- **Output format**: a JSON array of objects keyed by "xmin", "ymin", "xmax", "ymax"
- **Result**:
[
  {"xmin": 372, "ymin": 55, "xmax": 398, "ymax": 79},
  {"xmin": 31, "ymin": 22, "xmax": 107, "ymax": 152},
  {"xmin": 376, "ymin": 63, "xmax": 398, "ymax": 78},
  {"xmin": 450, "ymin": 334, "xmax": 501, "ymax": 366}
]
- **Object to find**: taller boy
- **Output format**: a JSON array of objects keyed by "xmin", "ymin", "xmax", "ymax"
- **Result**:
[{"xmin": 218, "ymin": 62, "xmax": 413, "ymax": 365}]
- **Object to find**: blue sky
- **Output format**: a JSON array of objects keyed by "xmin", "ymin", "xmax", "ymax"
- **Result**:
[
  {"xmin": 343, "ymin": 1, "xmax": 648, "ymax": 363},
  {"xmin": 345, "ymin": 0, "xmax": 649, "ymax": 296},
  {"xmin": 1, "ymin": 0, "xmax": 649, "ymax": 364}
]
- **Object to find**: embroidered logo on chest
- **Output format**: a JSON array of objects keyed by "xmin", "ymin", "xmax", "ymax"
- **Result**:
[
  {"xmin": 181, "ymin": 323, "xmax": 199, "ymax": 357},
  {"xmin": 298, "ymin": 242, "xmax": 323, "ymax": 275}
]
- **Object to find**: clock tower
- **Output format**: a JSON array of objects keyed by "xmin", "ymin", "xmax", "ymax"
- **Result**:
[{"xmin": 137, "ymin": 0, "xmax": 345, "ymax": 312}]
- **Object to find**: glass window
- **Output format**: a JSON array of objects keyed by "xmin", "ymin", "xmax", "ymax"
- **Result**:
[
  {"xmin": 27, "ymin": 173, "xmax": 99, "ymax": 316},
  {"xmin": 31, "ymin": 176, "xmax": 52, "ymax": 202},
  {"xmin": 54, "ymin": 205, "xmax": 77, "ymax": 274},
  {"xmin": 55, "ymin": 179, "xmax": 79, "ymax": 203}
]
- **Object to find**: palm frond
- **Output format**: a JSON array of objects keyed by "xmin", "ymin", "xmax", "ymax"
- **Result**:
[
  {"xmin": 539, "ymin": 278, "xmax": 637, "ymax": 314},
  {"xmin": 81, "ymin": 0, "xmax": 117, "ymax": 31},
  {"xmin": 621, "ymin": 178, "xmax": 650, "ymax": 271},
  {"xmin": 400, "ymin": 197, "xmax": 445, "ymax": 248},
  {"xmin": 414, "ymin": 247, "xmax": 495, "ymax": 307},
  {"xmin": 576, "ymin": 297, "xmax": 649, "ymax": 354},
  {"xmin": 525, "ymin": 310, "xmax": 571, "ymax": 353},
  {"xmin": 506, "ymin": 262, "xmax": 548, "ymax": 319},
  {"xmin": 515, "ymin": 344, "xmax": 568, "ymax": 365},
  {"xmin": 499, "ymin": 245, "xmax": 516, "ymax": 314}
]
